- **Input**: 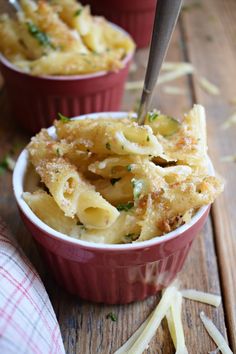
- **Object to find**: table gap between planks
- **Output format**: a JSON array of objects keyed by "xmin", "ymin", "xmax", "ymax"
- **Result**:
[{"xmin": 0, "ymin": 0, "xmax": 235, "ymax": 353}]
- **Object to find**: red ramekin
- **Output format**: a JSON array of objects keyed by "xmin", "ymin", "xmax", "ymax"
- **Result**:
[
  {"xmin": 81, "ymin": 0, "xmax": 157, "ymax": 48},
  {"xmin": 13, "ymin": 112, "xmax": 211, "ymax": 304},
  {"xmin": 0, "ymin": 25, "xmax": 133, "ymax": 134}
]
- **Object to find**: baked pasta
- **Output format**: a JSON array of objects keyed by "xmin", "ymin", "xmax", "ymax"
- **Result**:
[
  {"xmin": 0, "ymin": 0, "xmax": 135, "ymax": 75},
  {"xmin": 24, "ymin": 105, "xmax": 224, "ymax": 244}
]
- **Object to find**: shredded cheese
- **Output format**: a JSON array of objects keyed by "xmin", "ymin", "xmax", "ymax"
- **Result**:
[
  {"xmin": 200, "ymin": 312, "xmax": 233, "ymax": 354},
  {"xmin": 114, "ymin": 314, "xmax": 152, "ymax": 354},
  {"xmin": 221, "ymin": 112, "xmax": 236, "ymax": 130},
  {"xmin": 163, "ymin": 86, "xmax": 186, "ymax": 95},
  {"xmin": 125, "ymin": 63, "xmax": 194, "ymax": 91},
  {"xmin": 5, "ymin": 156, "xmax": 16, "ymax": 171},
  {"xmin": 125, "ymin": 80, "xmax": 143, "ymax": 91},
  {"xmin": 181, "ymin": 289, "xmax": 221, "ymax": 307},
  {"xmin": 197, "ymin": 77, "xmax": 220, "ymax": 95},
  {"xmin": 166, "ymin": 291, "xmax": 188, "ymax": 354},
  {"xmin": 162, "ymin": 62, "xmax": 194, "ymax": 72},
  {"xmin": 220, "ymin": 155, "xmax": 236, "ymax": 163},
  {"xmin": 158, "ymin": 65, "xmax": 194, "ymax": 85},
  {"xmin": 126, "ymin": 286, "xmax": 177, "ymax": 354}
]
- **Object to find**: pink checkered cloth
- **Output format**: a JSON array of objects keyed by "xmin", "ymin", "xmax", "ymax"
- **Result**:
[{"xmin": 0, "ymin": 218, "xmax": 65, "ymax": 354}]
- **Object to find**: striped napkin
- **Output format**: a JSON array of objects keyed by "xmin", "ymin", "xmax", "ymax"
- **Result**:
[{"xmin": 0, "ymin": 218, "xmax": 65, "ymax": 354}]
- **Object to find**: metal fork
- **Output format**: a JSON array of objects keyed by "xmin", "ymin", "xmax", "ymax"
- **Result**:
[{"xmin": 137, "ymin": 0, "xmax": 183, "ymax": 125}]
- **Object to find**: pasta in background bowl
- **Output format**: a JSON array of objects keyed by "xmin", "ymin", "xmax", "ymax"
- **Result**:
[
  {"xmin": 13, "ymin": 108, "xmax": 223, "ymax": 304},
  {"xmin": 0, "ymin": 0, "xmax": 134, "ymax": 133}
]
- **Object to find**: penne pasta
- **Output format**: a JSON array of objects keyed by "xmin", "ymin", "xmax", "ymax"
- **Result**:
[
  {"xmin": 24, "ymin": 106, "xmax": 224, "ymax": 243},
  {"xmin": 93, "ymin": 175, "xmax": 133, "ymax": 204},
  {"xmin": 56, "ymin": 119, "xmax": 163, "ymax": 156},
  {"xmin": 23, "ymin": 190, "xmax": 82, "ymax": 237},
  {"xmin": 35, "ymin": 157, "xmax": 82, "ymax": 218},
  {"xmin": 76, "ymin": 189, "xmax": 119, "ymax": 229},
  {"xmin": 0, "ymin": 0, "xmax": 135, "ymax": 75}
]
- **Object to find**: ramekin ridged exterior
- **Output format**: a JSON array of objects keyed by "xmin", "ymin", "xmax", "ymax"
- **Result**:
[
  {"xmin": 0, "ymin": 25, "xmax": 133, "ymax": 134},
  {"xmin": 13, "ymin": 112, "xmax": 211, "ymax": 304}
]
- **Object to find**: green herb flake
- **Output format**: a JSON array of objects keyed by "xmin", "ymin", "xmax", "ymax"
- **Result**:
[
  {"xmin": 110, "ymin": 178, "xmax": 121, "ymax": 186},
  {"xmin": 127, "ymin": 164, "xmax": 132, "ymax": 172},
  {"xmin": 106, "ymin": 142, "xmax": 111, "ymax": 150},
  {"xmin": 106, "ymin": 312, "xmax": 117, "ymax": 322},
  {"xmin": 56, "ymin": 148, "xmax": 61, "ymax": 157},
  {"xmin": 0, "ymin": 156, "xmax": 15, "ymax": 175},
  {"xmin": 0, "ymin": 158, "xmax": 8, "ymax": 175},
  {"xmin": 116, "ymin": 202, "xmax": 134, "ymax": 212},
  {"xmin": 74, "ymin": 8, "xmax": 83, "ymax": 17},
  {"xmin": 146, "ymin": 135, "xmax": 150, "ymax": 142},
  {"xmin": 58, "ymin": 112, "xmax": 70, "ymax": 123},
  {"xmin": 123, "ymin": 233, "xmax": 135, "ymax": 243},
  {"xmin": 148, "ymin": 111, "xmax": 159, "ymax": 122},
  {"xmin": 26, "ymin": 22, "xmax": 53, "ymax": 48},
  {"xmin": 131, "ymin": 178, "xmax": 144, "ymax": 199}
]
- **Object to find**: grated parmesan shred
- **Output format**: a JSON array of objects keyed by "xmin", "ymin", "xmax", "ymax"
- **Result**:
[
  {"xmin": 200, "ymin": 312, "xmax": 233, "ymax": 354},
  {"xmin": 166, "ymin": 291, "xmax": 188, "ymax": 354},
  {"xmin": 163, "ymin": 86, "xmax": 186, "ymax": 95},
  {"xmin": 221, "ymin": 112, "xmax": 236, "ymax": 130},
  {"xmin": 181, "ymin": 289, "xmax": 221, "ymax": 307},
  {"xmin": 220, "ymin": 155, "xmax": 236, "ymax": 163},
  {"xmin": 125, "ymin": 62, "xmax": 194, "ymax": 91},
  {"xmin": 114, "ymin": 314, "xmax": 152, "ymax": 354},
  {"xmin": 114, "ymin": 286, "xmax": 177, "ymax": 354},
  {"xmin": 5, "ymin": 156, "xmax": 16, "ymax": 171},
  {"xmin": 197, "ymin": 77, "xmax": 220, "ymax": 95}
]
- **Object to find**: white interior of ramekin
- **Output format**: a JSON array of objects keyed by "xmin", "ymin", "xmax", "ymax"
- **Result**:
[
  {"xmin": 0, "ymin": 23, "xmax": 134, "ymax": 80},
  {"xmin": 13, "ymin": 112, "xmax": 213, "ymax": 251}
]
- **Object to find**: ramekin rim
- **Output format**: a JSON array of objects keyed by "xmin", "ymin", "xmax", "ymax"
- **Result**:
[
  {"xmin": 13, "ymin": 111, "xmax": 212, "ymax": 252},
  {"xmin": 0, "ymin": 22, "xmax": 134, "ymax": 81}
]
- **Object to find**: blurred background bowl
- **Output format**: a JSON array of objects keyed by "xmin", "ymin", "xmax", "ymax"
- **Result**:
[
  {"xmin": 81, "ymin": 0, "xmax": 157, "ymax": 48},
  {"xmin": 0, "ymin": 24, "xmax": 134, "ymax": 134},
  {"xmin": 13, "ymin": 112, "xmax": 211, "ymax": 304}
]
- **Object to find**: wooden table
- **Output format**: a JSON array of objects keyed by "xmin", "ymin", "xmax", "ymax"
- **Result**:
[{"xmin": 0, "ymin": 0, "xmax": 236, "ymax": 353}]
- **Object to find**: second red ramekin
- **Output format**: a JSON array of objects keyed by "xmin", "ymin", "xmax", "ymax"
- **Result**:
[
  {"xmin": 81, "ymin": 0, "xmax": 157, "ymax": 48},
  {"xmin": 0, "ymin": 26, "xmax": 133, "ymax": 134},
  {"xmin": 13, "ymin": 112, "xmax": 212, "ymax": 304}
]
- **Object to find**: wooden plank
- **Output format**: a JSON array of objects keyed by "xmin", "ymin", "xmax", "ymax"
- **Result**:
[
  {"xmin": 0, "ymin": 4, "xmax": 229, "ymax": 353},
  {"xmin": 181, "ymin": 0, "xmax": 236, "ymax": 351}
]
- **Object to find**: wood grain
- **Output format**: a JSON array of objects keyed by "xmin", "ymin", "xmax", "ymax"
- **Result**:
[
  {"xmin": 181, "ymin": 0, "xmax": 236, "ymax": 351},
  {"xmin": 0, "ymin": 0, "xmax": 234, "ymax": 352}
]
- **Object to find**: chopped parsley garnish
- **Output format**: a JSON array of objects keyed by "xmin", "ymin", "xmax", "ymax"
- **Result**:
[
  {"xmin": 77, "ymin": 221, "xmax": 86, "ymax": 230},
  {"xmin": 0, "ymin": 157, "xmax": 8, "ymax": 175},
  {"xmin": 106, "ymin": 142, "xmax": 111, "ymax": 150},
  {"xmin": 147, "ymin": 111, "xmax": 159, "ymax": 122},
  {"xmin": 0, "ymin": 156, "xmax": 15, "ymax": 175},
  {"xmin": 146, "ymin": 135, "xmax": 150, "ymax": 142},
  {"xmin": 131, "ymin": 178, "xmax": 144, "ymax": 199},
  {"xmin": 106, "ymin": 312, "xmax": 117, "ymax": 322},
  {"xmin": 127, "ymin": 164, "xmax": 132, "ymax": 172},
  {"xmin": 26, "ymin": 22, "xmax": 54, "ymax": 48},
  {"xmin": 110, "ymin": 178, "xmax": 121, "ymax": 186},
  {"xmin": 116, "ymin": 202, "xmax": 134, "ymax": 212},
  {"xmin": 56, "ymin": 148, "xmax": 61, "ymax": 157},
  {"xmin": 58, "ymin": 112, "xmax": 70, "ymax": 123},
  {"xmin": 74, "ymin": 8, "xmax": 83, "ymax": 17},
  {"xmin": 123, "ymin": 233, "xmax": 136, "ymax": 243}
]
